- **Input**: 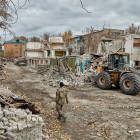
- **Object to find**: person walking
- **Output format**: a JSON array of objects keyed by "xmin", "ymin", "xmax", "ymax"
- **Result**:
[{"xmin": 56, "ymin": 82, "xmax": 68, "ymax": 122}]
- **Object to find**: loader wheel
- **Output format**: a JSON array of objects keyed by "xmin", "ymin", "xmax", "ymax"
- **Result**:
[
  {"xmin": 97, "ymin": 72, "xmax": 111, "ymax": 90},
  {"xmin": 119, "ymin": 73, "xmax": 140, "ymax": 95}
]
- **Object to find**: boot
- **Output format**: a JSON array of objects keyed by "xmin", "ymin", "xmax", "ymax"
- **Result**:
[
  {"xmin": 61, "ymin": 114, "xmax": 67, "ymax": 122},
  {"xmin": 57, "ymin": 114, "xmax": 61, "ymax": 120}
]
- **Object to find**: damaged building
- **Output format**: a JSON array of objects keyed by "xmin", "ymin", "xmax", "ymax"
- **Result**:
[{"xmin": 98, "ymin": 34, "xmax": 140, "ymax": 67}]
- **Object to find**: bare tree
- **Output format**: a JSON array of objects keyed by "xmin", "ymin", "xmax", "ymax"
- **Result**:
[
  {"xmin": 41, "ymin": 33, "xmax": 50, "ymax": 41},
  {"xmin": 29, "ymin": 36, "xmax": 41, "ymax": 42},
  {"xmin": 83, "ymin": 26, "xmax": 97, "ymax": 53},
  {"xmin": 83, "ymin": 26, "xmax": 112, "ymax": 54},
  {"xmin": 125, "ymin": 23, "xmax": 140, "ymax": 34},
  {"xmin": 62, "ymin": 30, "xmax": 72, "ymax": 47},
  {"xmin": 0, "ymin": 0, "xmax": 29, "ymax": 40}
]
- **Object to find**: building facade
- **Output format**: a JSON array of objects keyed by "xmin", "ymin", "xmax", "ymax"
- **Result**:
[
  {"xmin": 48, "ymin": 37, "xmax": 68, "ymax": 57},
  {"xmin": 68, "ymin": 35, "xmax": 84, "ymax": 56},
  {"xmin": 69, "ymin": 29, "xmax": 124, "ymax": 56},
  {"xmin": 25, "ymin": 42, "xmax": 44, "ymax": 58},
  {"xmin": 124, "ymin": 34, "xmax": 140, "ymax": 67},
  {"xmin": 97, "ymin": 34, "xmax": 140, "ymax": 67},
  {"xmin": 4, "ymin": 38, "xmax": 26, "ymax": 58}
]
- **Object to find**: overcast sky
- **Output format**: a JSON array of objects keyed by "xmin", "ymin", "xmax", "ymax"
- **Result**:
[{"xmin": 6, "ymin": 0, "xmax": 140, "ymax": 40}]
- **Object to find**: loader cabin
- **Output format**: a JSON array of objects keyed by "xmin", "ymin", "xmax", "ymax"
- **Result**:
[{"xmin": 108, "ymin": 52, "xmax": 130, "ymax": 70}]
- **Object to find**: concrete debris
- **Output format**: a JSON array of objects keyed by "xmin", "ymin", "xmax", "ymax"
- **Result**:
[
  {"xmin": 0, "ymin": 64, "xmax": 7, "ymax": 80},
  {"xmin": 43, "ymin": 66, "xmax": 93, "ymax": 87},
  {"xmin": 37, "ymin": 58, "xmax": 101, "ymax": 87},
  {"xmin": 0, "ymin": 104, "xmax": 44, "ymax": 140},
  {"xmin": 0, "ymin": 58, "xmax": 14, "ymax": 63},
  {"xmin": 37, "ymin": 65, "xmax": 49, "ymax": 75},
  {"xmin": 14, "ymin": 58, "xmax": 27, "ymax": 66},
  {"xmin": 0, "ymin": 87, "xmax": 40, "ymax": 114},
  {"xmin": 0, "ymin": 86, "xmax": 45, "ymax": 140}
]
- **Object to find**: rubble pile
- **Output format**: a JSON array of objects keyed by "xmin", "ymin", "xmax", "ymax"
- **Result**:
[
  {"xmin": 0, "ymin": 87, "xmax": 40, "ymax": 114},
  {"xmin": 0, "ymin": 87, "xmax": 44, "ymax": 140},
  {"xmin": 43, "ymin": 67, "xmax": 93, "ymax": 87},
  {"xmin": 0, "ymin": 105, "xmax": 44, "ymax": 140},
  {"xmin": 39, "ymin": 55, "xmax": 109, "ymax": 87},
  {"xmin": 0, "ymin": 64, "xmax": 6, "ymax": 80},
  {"xmin": 37, "ymin": 65, "xmax": 49, "ymax": 75},
  {"xmin": 14, "ymin": 58, "xmax": 27, "ymax": 66}
]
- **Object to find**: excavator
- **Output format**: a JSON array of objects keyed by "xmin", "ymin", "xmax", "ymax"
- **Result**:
[{"xmin": 95, "ymin": 52, "xmax": 140, "ymax": 95}]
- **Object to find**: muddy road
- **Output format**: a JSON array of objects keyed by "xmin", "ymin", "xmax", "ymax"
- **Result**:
[{"xmin": 2, "ymin": 63, "xmax": 140, "ymax": 140}]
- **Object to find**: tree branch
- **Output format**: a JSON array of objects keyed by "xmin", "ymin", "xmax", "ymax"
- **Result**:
[{"xmin": 80, "ymin": 0, "xmax": 91, "ymax": 13}]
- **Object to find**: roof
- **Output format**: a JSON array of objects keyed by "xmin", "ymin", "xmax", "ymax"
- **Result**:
[{"xmin": 5, "ymin": 38, "xmax": 26, "ymax": 44}]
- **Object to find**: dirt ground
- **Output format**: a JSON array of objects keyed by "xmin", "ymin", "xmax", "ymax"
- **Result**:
[{"xmin": 1, "ymin": 62, "xmax": 140, "ymax": 140}]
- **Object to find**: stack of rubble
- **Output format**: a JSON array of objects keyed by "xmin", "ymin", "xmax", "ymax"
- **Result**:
[
  {"xmin": 37, "ymin": 65, "xmax": 49, "ymax": 75},
  {"xmin": 40, "ymin": 57, "xmax": 98, "ymax": 87},
  {"xmin": 43, "ymin": 66, "xmax": 89, "ymax": 87},
  {"xmin": 0, "ymin": 87, "xmax": 40, "ymax": 113},
  {"xmin": 0, "ymin": 86, "xmax": 45, "ymax": 140},
  {"xmin": 39, "ymin": 55, "xmax": 109, "ymax": 87},
  {"xmin": 0, "ymin": 64, "xmax": 2, "ymax": 71},
  {"xmin": 0, "ymin": 64, "xmax": 6, "ymax": 80},
  {"xmin": 14, "ymin": 58, "xmax": 27, "ymax": 66},
  {"xmin": 0, "ymin": 105, "xmax": 44, "ymax": 140}
]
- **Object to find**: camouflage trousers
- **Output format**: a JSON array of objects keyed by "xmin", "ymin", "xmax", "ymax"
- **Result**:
[{"xmin": 56, "ymin": 103, "xmax": 63, "ymax": 115}]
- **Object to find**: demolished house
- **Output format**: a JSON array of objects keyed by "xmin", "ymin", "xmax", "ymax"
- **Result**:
[{"xmin": 97, "ymin": 34, "xmax": 140, "ymax": 68}]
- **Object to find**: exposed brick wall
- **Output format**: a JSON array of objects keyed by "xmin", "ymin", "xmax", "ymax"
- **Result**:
[{"xmin": 4, "ymin": 43, "xmax": 23, "ymax": 58}]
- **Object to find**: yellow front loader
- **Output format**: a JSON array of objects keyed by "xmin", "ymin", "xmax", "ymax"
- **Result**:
[{"xmin": 95, "ymin": 52, "xmax": 140, "ymax": 95}]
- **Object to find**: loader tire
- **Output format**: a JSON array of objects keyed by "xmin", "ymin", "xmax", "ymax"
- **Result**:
[
  {"xmin": 119, "ymin": 73, "xmax": 140, "ymax": 95},
  {"xmin": 97, "ymin": 71, "xmax": 111, "ymax": 90}
]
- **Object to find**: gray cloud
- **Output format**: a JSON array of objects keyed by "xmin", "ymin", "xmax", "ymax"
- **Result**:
[{"xmin": 7, "ymin": 0, "xmax": 140, "ymax": 40}]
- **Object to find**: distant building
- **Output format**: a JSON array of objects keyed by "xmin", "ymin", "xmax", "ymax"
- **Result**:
[
  {"xmin": 47, "ymin": 37, "xmax": 68, "ymax": 57},
  {"xmin": 124, "ymin": 34, "xmax": 140, "ymax": 67},
  {"xmin": 97, "ymin": 37, "xmax": 124, "ymax": 54},
  {"xmin": 98, "ymin": 28, "xmax": 124, "ymax": 39},
  {"xmin": 97, "ymin": 34, "xmax": 140, "ymax": 67},
  {"xmin": 69, "ymin": 29, "xmax": 124, "ymax": 56},
  {"xmin": 4, "ymin": 38, "xmax": 26, "ymax": 58},
  {"xmin": 25, "ymin": 42, "xmax": 44, "ymax": 58},
  {"xmin": 68, "ymin": 35, "xmax": 84, "ymax": 56},
  {"xmin": 84, "ymin": 28, "xmax": 124, "ymax": 54}
]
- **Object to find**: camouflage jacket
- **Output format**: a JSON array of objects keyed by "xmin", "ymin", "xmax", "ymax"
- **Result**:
[{"xmin": 56, "ymin": 87, "xmax": 68, "ymax": 105}]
